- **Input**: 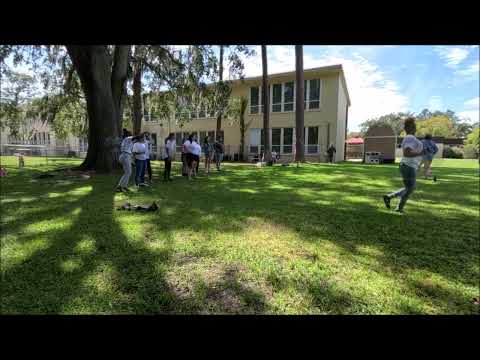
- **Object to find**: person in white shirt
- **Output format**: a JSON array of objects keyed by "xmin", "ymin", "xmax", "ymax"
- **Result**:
[
  {"xmin": 186, "ymin": 134, "xmax": 201, "ymax": 180},
  {"xmin": 116, "ymin": 130, "xmax": 136, "ymax": 192},
  {"xmin": 164, "ymin": 133, "xmax": 176, "ymax": 181},
  {"xmin": 383, "ymin": 117, "xmax": 425, "ymax": 213},
  {"xmin": 132, "ymin": 133, "xmax": 148, "ymax": 187}
]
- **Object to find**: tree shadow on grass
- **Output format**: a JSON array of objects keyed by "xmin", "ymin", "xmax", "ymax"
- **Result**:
[{"xmin": 1, "ymin": 174, "xmax": 194, "ymax": 314}]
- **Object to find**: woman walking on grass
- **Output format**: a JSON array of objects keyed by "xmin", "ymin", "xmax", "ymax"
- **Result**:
[
  {"xmin": 383, "ymin": 117, "xmax": 425, "ymax": 213},
  {"xmin": 202, "ymin": 136, "xmax": 214, "ymax": 175}
]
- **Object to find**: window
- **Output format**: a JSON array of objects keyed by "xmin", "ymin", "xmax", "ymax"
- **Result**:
[
  {"xmin": 304, "ymin": 80, "xmax": 308, "ymax": 109},
  {"xmin": 208, "ymin": 131, "xmax": 215, "ymax": 142},
  {"xmin": 207, "ymin": 107, "xmax": 215, "ymax": 118},
  {"xmin": 250, "ymin": 128, "xmax": 261, "ymax": 154},
  {"xmin": 47, "ymin": 133, "xmax": 51, "ymax": 145},
  {"xmin": 250, "ymin": 87, "xmax": 260, "ymax": 114},
  {"xmin": 79, "ymin": 137, "xmax": 88, "ymax": 152},
  {"xmin": 307, "ymin": 126, "xmax": 319, "ymax": 153},
  {"xmin": 199, "ymin": 131, "xmax": 206, "ymax": 145},
  {"xmin": 150, "ymin": 134, "xmax": 157, "ymax": 155},
  {"xmin": 176, "ymin": 133, "xmax": 183, "ymax": 152},
  {"xmin": 191, "ymin": 109, "xmax": 197, "ymax": 119},
  {"xmin": 260, "ymin": 128, "xmax": 265, "ymax": 153},
  {"xmin": 309, "ymin": 79, "xmax": 320, "ymax": 109},
  {"xmin": 272, "ymin": 128, "xmax": 281, "ymax": 153},
  {"xmin": 198, "ymin": 107, "xmax": 205, "ymax": 118},
  {"xmin": 284, "ymin": 82, "xmax": 294, "ymax": 112},
  {"xmin": 272, "ymin": 84, "xmax": 282, "ymax": 112},
  {"xmin": 217, "ymin": 130, "xmax": 224, "ymax": 143},
  {"xmin": 283, "ymin": 128, "xmax": 293, "ymax": 153}
]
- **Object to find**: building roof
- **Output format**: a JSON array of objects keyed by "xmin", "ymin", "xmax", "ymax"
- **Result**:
[{"xmin": 346, "ymin": 137, "xmax": 364, "ymax": 144}]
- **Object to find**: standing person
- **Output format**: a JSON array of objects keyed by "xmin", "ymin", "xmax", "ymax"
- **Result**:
[
  {"xmin": 144, "ymin": 132, "xmax": 153, "ymax": 183},
  {"xmin": 132, "ymin": 133, "xmax": 149, "ymax": 187},
  {"xmin": 164, "ymin": 133, "xmax": 176, "ymax": 181},
  {"xmin": 214, "ymin": 138, "xmax": 224, "ymax": 171},
  {"xmin": 383, "ymin": 117, "xmax": 424, "ymax": 213},
  {"xmin": 271, "ymin": 150, "xmax": 278, "ymax": 164},
  {"xmin": 327, "ymin": 144, "xmax": 336, "ymax": 163},
  {"xmin": 186, "ymin": 134, "xmax": 201, "ymax": 180},
  {"xmin": 420, "ymin": 134, "xmax": 438, "ymax": 181},
  {"xmin": 202, "ymin": 136, "xmax": 214, "ymax": 175},
  {"xmin": 116, "ymin": 131, "xmax": 135, "ymax": 192},
  {"xmin": 181, "ymin": 136, "xmax": 188, "ymax": 177}
]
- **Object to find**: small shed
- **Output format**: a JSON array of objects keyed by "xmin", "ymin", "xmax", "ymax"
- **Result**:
[
  {"xmin": 346, "ymin": 137, "xmax": 364, "ymax": 159},
  {"xmin": 363, "ymin": 125, "xmax": 396, "ymax": 164}
]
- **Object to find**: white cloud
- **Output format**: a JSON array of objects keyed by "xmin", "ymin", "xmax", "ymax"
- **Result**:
[
  {"xmin": 434, "ymin": 46, "xmax": 472, "ymax": 68},
  {"xmin": 464, "ymin": 97, "xmax": 479, "ymax": 109},
  {"xmin": 458, "ymin": 110, "xmax": 479, "ymax": 123},
  {"xmin": 235, "ymin": 45, "xmax": 408, "ymax": 131},
  {"xmin": 455, "ymin": 61, "xmax": 480, "ymax": 79},
  {"xmin": 428, "ymin": 96, "xmax": 444, "ymax": 110}
]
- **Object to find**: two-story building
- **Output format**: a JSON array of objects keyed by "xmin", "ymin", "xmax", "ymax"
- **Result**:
[{"xmin": 142, "ymin": 64, "xmax": 351, "ymax": 163}]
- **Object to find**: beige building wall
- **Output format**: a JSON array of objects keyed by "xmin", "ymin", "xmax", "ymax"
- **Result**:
[
  {"xmin": 142, "ymin": 66, "xmax": 351, "ymax": 163},
  {"xmin": 336, "ymin": 76, "xmax": 348, "ymax": 162}
]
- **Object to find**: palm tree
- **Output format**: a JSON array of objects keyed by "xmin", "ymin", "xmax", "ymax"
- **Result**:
[
  {"xmin": 216, "ymin": 45, "xmax": 224, "ymax": 142},
  {"xmin": 261, "ymin": 45, "xmax": 271, "ymax": 162},
  {"xmin": 295, "ymin": 45, "xmax": 305, "ymax": 163}
]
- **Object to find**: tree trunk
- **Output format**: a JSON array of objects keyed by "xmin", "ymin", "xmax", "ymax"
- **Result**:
[
  {"xmin": 216, "ymin": 45, "xmax": 224, "ymax": 142},
  {"xmin": 295, "ymin": 45, "xmax": 305, "ymax": 162},
  {"xmin": 66, "ymin": 45, "xmax": 130, "ymax": 173},
  {"xmin": 132, "ymin": 60, "xmax": 143, "ymax": 135},
  {"xmin": 261, "ymin": 45, "xmax": 270, "ymax": 161},
  {"xmin": 132, "ymin": 45, "xmax": 144, "ymax": 136},
  {"xmin": 240, "ymin": 124, "xmax": 245, "ymax": 161}
]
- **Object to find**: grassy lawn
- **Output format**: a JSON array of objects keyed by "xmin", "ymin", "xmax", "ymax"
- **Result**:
[{"xmin": 1, "ymin": 156, "xmax": 478, "ymax": 314}]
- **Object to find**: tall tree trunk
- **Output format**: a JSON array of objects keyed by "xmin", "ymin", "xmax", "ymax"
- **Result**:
[
  {"xmin": 66, "ymin": 45, "xmax": 130, "ymax": 173},
  {"xmin": 216, "ymin": 45, "xmax": 224, "ymax": 142},
  {"xmin": 132, "ymin": 46, "xmax": 144, "ymax": 135},
  {"xmin": 132, "ymin": 62, "xmax": 143, "ymax": 135},
  {"xmin": 261, "ymin": 45, "xmax": 270, "ymax": 161},
  {"xmin": 295, "ymin": 45, "xmax": 305, "ymax": 163}
]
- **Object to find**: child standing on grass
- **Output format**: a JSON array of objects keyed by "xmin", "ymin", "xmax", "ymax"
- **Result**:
[{"xmin": 383, "ymin": 117, "xmax": 425, "ymax": 213}]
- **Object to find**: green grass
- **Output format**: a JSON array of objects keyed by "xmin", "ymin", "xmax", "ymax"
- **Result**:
[{"xmin": 1, "ymin": 156, "xmax": 479, "ymax": 314}]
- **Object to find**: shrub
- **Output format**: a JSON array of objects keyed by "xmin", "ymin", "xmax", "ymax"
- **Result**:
[
  {"xmin": 443, "ymin": 145, "xmax": 464, "ymax": 159},
  {"xmin": 463, "ymin": 144, "xmax": 479, "ymax": 159}
]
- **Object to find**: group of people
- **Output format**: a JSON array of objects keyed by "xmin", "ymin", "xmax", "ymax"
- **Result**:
[
  {"xmin": 116, "ymin": 129, "xmax": 225, "ymax": 192},
  {"xmin": 179, "ymin": 134, "xmax": 224, "ymax": 180},
  {"xmin": 383, "ymin": 118, "xmax": 439, "ymax": 213},
  {"xmin": 116, "ymin": 130, "xmax": 154, "ymax": 192}
]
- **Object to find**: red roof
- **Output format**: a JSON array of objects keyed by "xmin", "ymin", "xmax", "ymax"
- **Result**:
[{"xmin": 346, "ymin": 137, "xmax": 364, "ymax": 144}]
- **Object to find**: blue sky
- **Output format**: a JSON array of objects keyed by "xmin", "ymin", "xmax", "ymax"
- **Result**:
[{"xmin": 230, "ymin": 45, "xmax": 479, "ymax": 131}]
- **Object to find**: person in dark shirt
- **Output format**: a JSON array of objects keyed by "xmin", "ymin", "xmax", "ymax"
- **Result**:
[{"xmin": 327, "ymin": 144, "xmax": 336, "ymax": 163}]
